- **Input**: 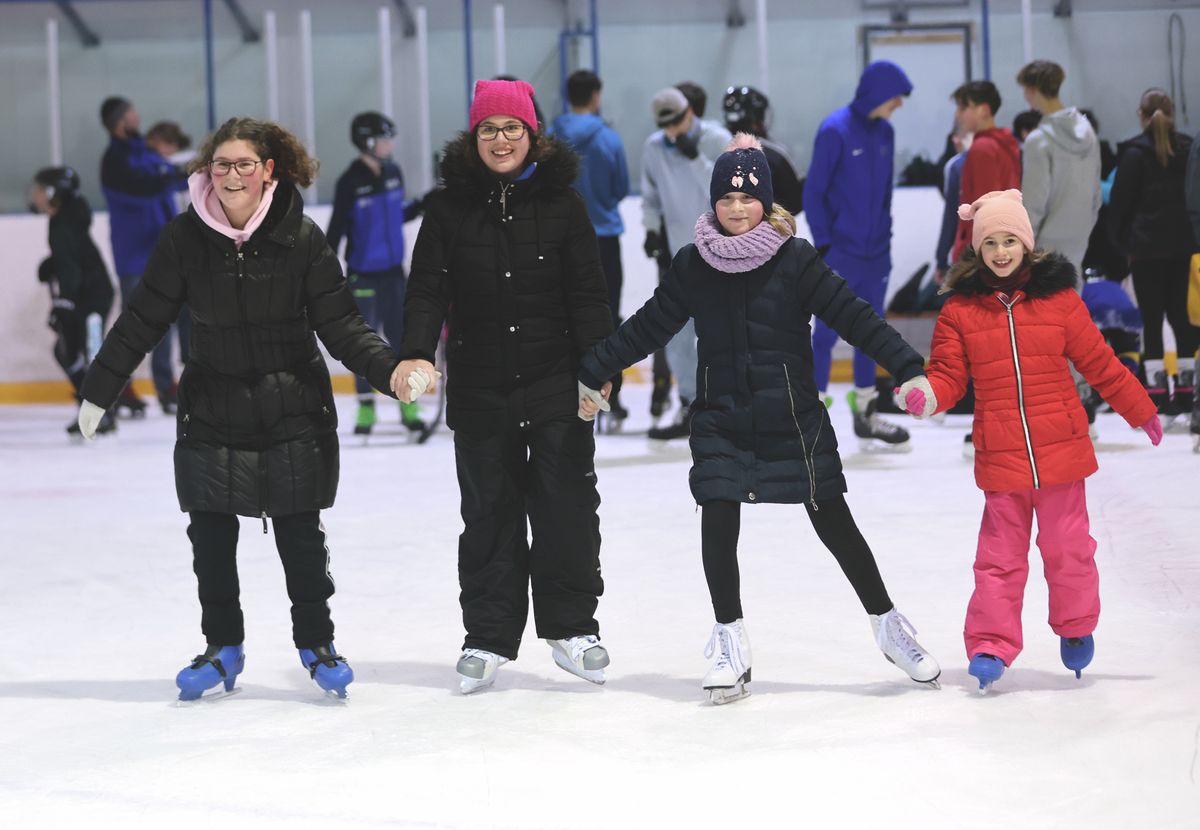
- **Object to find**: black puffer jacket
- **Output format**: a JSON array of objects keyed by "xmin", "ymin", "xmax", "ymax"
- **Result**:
[
  {"xmin": 1109, "ymin": 128, "xmax": 1197, "ymax": 258},
  {"xmin": 81, "ymin": 182, "xmax": 400, "ymax": 517},
  {"xmin": 399, "ymin": 133, "xmax": 613, "ymax": 434},
  {"xmin": 580, "ymin": 237, "xmax": 925, "ymax": 506},
  {"xmin": 47, "ymin": 195, "xmax": 115, "ymax": 315}
]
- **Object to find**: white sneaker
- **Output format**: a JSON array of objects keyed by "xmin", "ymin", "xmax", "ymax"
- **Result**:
[
  {"xmin": 545, "ymin": 635, "xmax": 609, "ymax": 684},
  {"xmin": 870, "ymin": 608, "xmax": 941, "ymax": 687},
  {"xmin": 702, "ymin": 620, "xmax": 752, "ymax": 705},
  {"xmin": 456, "ymin": 648, "xmax": 508, "ymax": 694}
]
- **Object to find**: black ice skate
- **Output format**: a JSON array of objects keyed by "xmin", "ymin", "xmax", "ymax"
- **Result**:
[
  {"xmin": 848, "ymin": 389, "xmax": 911, "ymax": 453},
  {"xmin": 648, "ymin": 398, "xmax": 690, "ymax": 441}
]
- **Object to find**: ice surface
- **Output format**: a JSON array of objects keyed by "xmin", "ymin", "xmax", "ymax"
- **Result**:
[{"xmin": 0, "ymin": 387, "xmax": 1196, "ymax": 828}]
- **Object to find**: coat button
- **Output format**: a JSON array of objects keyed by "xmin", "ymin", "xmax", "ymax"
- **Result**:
[
  {"xmin": 748, "ymin": 492, "xmax": 757, "ymax": 502},
  {"xmin": 509, "ymin": 325, "xmax": 516, "ymax": 332},
  {"xmin": 505, "ymin": 271, "xmax": 511, "ymax": 277}
]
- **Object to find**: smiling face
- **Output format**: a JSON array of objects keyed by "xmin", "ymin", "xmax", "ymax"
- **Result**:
[
  {"xmin": 210, "ymin": 139, "xmax": 274, "ymax": 221},
  {"xmin": 475, "ymin": 116, "xmax": 531, "ymax": 176},
  {"xmin": 714, "ymin": 192, "xmax": 765, "ymax": 236},
  {"xmin": 979, "ymin": 231, "xmax": 1026, "ymax": 277}
]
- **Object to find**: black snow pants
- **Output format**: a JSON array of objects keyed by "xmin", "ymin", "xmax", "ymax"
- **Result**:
[
  {"xmin": 187, "ymin": 510, "xmax": 336, "ymax": 649},
  {"xmin": 453, "ymin": 416, "xmax": 604, "ymax": 660}
]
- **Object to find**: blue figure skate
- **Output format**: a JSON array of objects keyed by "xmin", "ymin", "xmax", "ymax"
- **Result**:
[
  {"xmin": 176, "ymin": 644, "xmax": 244, "ymax": 701},
  {"xmin": 1060, "ymin": 635, "xmax": 1095, "ymax": 679},
  {"xmin": 968, "ymin": 653, "xmax": 1005, "ymax": 694},
  {"xmin": 299, "ymin": 643, "xmax": 353, "ymax": 698}
]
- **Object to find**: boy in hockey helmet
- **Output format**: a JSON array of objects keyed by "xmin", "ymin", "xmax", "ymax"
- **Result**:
[{"xmin": 328, "ymin": 111, "xmax": 427, "ymax": 436}]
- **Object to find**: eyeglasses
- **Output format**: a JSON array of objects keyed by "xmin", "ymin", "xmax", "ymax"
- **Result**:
[
  {"xmin": 476, "ymin": 123, "xmax": 526, "ymax": 141},
  {"xmin": 210, "ymin": 159, "xmax": 264, "ymax": 176}
]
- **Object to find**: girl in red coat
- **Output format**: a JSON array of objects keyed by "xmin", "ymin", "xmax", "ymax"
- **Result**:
[{"xmin": 896, "ymin": 189, "xmax": 1162, "ymax": 693}]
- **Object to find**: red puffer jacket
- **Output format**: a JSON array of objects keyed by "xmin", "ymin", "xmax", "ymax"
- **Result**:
[{"xmin": 926, "ymin": 253, "xmax": 1156, "ymax": 491}]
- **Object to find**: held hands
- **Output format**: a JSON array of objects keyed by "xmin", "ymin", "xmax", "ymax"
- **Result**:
[
  {"xmin": 578, "ymin": 381, "xmax": 612, "ymax": 422},
  {"xmin": 1141, "ymin": 414, "xmax": 1163, "ymax": 446},
  {"xmin": 895, "ymin": 375, "xmax": 937, "ymax": 418},
  {"xmin": 390, "ymin": 359, "xmax": 439, "ymax": 404},
  {"xmin": 77, "ymin": 400, "xmax": 106, "ymax": 440}
]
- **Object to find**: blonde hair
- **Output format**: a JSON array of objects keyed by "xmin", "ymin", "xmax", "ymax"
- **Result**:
[
  {"xmin": 1139, "ymin": 88, "xmax": 1175, "ymax": 168},
  {"xmin": 766, "ymin": 203, "xmax": 796, "ymax": 237}
]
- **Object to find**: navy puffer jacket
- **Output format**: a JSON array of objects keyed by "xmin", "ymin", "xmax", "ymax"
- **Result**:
[{"xmin": 580, "ymin": 236, "xmax": 925, "ymax": 505}]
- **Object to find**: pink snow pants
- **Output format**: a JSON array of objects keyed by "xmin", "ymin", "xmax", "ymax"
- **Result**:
[{"xmin": 964, "ymin": 479, "xmax": 1099, "ymax": 666}]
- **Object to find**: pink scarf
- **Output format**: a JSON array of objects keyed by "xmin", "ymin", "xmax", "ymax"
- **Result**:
[
  {"xmin": 188, "ymin": 172, "xmax": 277, "ymax": 249},
  {"xmin": 693, "ymin": 211, "xmax": 789, "ymax": 274}
]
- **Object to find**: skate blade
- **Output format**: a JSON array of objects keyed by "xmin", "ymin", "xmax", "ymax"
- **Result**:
[
  {"xmin": 174, "ymin": 686, "xmax": 242, "ymax": 706},
  {"xmin": 706, "ymin": 683, "xmax": 750, "ymax": 705},
  {"xmin": 551, "ymin": 651, "xmax": 606, "ymax": 685},
  {"xmin": 918, "ymin": 676, "xmax": 941, "ymax": 690},
  {"xmin": 857, "ymin": 438, "xmax": 912, "ymax": 454}
]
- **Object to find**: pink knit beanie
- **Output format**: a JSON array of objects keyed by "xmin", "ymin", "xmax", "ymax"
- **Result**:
[
  {"xmin": 469, "ymin": 79, "xmax": 538, "ymax": 132},
  {"xmin": 958, "ymin": 189, "xmax": 1035, "ymax": 252}
]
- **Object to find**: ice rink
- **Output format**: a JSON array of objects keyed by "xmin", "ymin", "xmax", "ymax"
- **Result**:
[{"xmin": 1, "ymin": 384, "xmax": 1196, "ymax": 829}]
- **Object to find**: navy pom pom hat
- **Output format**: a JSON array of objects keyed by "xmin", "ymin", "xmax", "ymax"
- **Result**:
[{"xmin": 710, "ymin": 134, "xmax": 773, "ymax": 212}]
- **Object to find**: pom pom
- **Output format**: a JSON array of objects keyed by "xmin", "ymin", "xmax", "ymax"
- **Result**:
[
  {"xmin": 725, "ymin": 132, "xmax": 763, "ymax": 152},
  {"xmin": 957, "ymin": 203, "xmax": 975, "ymax": 221}
]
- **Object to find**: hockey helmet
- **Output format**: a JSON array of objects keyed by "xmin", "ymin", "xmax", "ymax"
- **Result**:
[
  {"xmin": 351, "ymin": 112, "xmax": 397, "ymax": 154},
  {"xmin": 33, "ymin": 166, "xmax": 81, "ymax": 203},
  {"xmin": 723, "ymin": 86, "xmax": 770, "ymax": 135}
]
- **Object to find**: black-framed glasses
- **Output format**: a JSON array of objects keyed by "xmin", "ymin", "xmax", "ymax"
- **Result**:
[
  {"xmin": 210, "ymin": 159, "xmax": 264, "ymax": 176},
  {"xmin": 476, "ymin": 123, "xmax": 526, "ymax": 141}
]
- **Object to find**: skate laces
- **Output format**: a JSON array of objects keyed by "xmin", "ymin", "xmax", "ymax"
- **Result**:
[
  {"xmin": 704, "ymin": 624, "xmax": 744, "ymax": 673},
  {"xmin": 879, "ymin": 611, "xmax": 925, "ymax": 662},
  {"xmin": 462, "ymin": 648, "xmax": 502, "ymax": 667},
  {"xmin": 565, "ymin": 635, "xmax": 601, "ymax": 662}
]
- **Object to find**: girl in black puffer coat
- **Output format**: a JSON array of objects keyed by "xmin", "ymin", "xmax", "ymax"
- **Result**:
[
  {"xmin": 79, "ymin": 118, "xmax": 404, "ymax": 700},
  {"xmin": 1108, "ymin": 89, "xmax": 1200, "ymax": 414},
  {"xmin": 395, "ymin": 80, "xmax": 614, "ymax": 693},
  {"xmin": 578, "ymin": 135, "xmax": 942, "ymax": 703},
  {"xmin": 30, "ymin": 165, "xmax": 117, "ymax": 436}
]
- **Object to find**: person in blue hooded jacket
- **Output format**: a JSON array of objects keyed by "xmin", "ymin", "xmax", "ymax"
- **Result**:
[
  {"xmin": 99, "ymin": 96, "xmax": 185, "ymax": 415},
  {"xmin": 550, "ymin": 70, "xmax": 631, "ymax": 423},
  {"xmin": 804, "ymin": 61, "xmax": 913, "ymax": 451}
]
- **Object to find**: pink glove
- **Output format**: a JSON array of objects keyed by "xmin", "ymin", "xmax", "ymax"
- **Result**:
[
  {"xmin": 904, "ymin": 388, "xmax": 926, "ymax": 415},
  {"xmin": 1141, "ymin": 414, "xmax": 1162, "ymax": 446}
]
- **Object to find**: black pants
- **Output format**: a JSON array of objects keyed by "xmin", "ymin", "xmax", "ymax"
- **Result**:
[
  {"xmin": 187, "ymin": 511, "xmax": 336, "ymax": 648},
  {"xmin": 1131, "ymin": 257, "xmax": 1200, "ymax": 360},
  {"xmin": 701, "ymin": 497, "xmax": 893, "ymax": 624},
  {"xmin": 596, "ymin": 235, "xmax": 624, "ymax": 403},
  {"xmin": 454, "ymin": 417, "xmax": 604, "ymax": 659}
]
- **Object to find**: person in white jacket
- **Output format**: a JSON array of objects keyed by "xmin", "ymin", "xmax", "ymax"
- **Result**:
[{"xmin": 1017, "ymin": 60, "xmax": 1102, "ymax": 275}]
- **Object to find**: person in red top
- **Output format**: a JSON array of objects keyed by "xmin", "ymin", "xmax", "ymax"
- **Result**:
[
  {"xmin": 950, "ymin": 82, "xmax": 1021, "ymax": 263},
  {"xmin": 895, "ymin": 190, "xmax": 1161, "ymax": 694}
]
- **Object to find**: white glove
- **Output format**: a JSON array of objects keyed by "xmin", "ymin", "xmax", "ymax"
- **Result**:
[
  {"xmin": 577, "ymin": 382, "xmax": 610, "ymax": 422},
  {"xmin": 407, "ymin": 367, "xmax": 442, "ymax": 397},
  {"xmin": 77, "ymin": 400, "xmax": 106, "ymax": 440},
  {"xmin": 896, "ymin": 375, "xmax": 937, "ymax": 418}
]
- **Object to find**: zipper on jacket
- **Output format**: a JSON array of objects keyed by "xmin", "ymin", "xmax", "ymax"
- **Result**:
[
  {"xmin": 1000, "ymin": 296, "xmax": 1040, "ymax": 489},
  {"xmin": 498, "ymin": 182, "xmax": 511, "ymax": 217},
  {"xmin": 703, "ymin": 366, "xmax": 710, "ymax": 405},
  {"xmin": 236, "ymin": 249, "xmax": 272, "ymax": 522},
  {"xmin": 181, "ymin": 412, "xmax": 190, "ymax": 438},
  {"xmin": 783, "ymin": 364, "xmax": 820, "ymax": 511}
]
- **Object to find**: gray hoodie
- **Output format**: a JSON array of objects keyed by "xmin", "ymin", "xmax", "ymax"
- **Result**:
[
  {"xmin": 1020, "ymin": 107, "xmax": 1101, "ymax": 268},
  {"xmin": 641, "ymin": 118, "xmax": 732, "ymax": 255}
]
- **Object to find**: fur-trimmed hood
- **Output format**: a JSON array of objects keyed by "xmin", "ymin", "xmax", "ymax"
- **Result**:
[
  {"xmin": 949, "ymin": 250, "xmax": 1079, "ymax": 298},
  {"xmin": 437, "ymin": 131, "xmax": 579, "ymax": 201}
]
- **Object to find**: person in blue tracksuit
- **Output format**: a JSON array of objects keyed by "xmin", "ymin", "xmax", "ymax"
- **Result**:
[
  {"xmin": 803, "ymin": 61, "xmax": 913, "ymax": 450},
  {"xmin": 550, "ymin": 70, "xmax": 631, "ymax": 423},
  {"xmin": 327, "ymin": 112, "xmax": 425, "ymax": 435},
  {"xmin": 99, "ymin": 96, "xmax": 185, "ymax": 415}
]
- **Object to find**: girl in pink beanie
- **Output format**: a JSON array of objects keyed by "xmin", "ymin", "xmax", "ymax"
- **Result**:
[{"xmin": 895, "ymin": 188, "xmax": 1162, "ymax": 692}]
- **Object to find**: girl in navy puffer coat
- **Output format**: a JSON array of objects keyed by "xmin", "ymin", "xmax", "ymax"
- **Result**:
[{"xmin": 578, "ymin": 135, "xmax": 942, "ymax": 703}]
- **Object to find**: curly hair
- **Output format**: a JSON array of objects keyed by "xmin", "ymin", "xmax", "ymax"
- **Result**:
[
  {"xmin": 188, "ymin": 117, "xmax": 319, "ymax": 187},
  {"xmin": 941, "ymin": 245, "xmax": 1052, "ymax": 293}
]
